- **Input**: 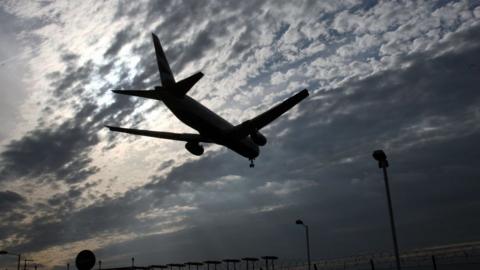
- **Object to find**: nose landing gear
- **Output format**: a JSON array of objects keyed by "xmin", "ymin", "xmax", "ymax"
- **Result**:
[{"xmin": 249, "ymin": 159, "xmax": 255, "ymax": 168}]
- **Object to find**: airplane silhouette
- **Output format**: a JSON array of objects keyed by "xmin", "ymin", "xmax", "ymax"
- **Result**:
[{"xmin": 106, "ymin": 33, "xmax": 309, "ymax": 167}]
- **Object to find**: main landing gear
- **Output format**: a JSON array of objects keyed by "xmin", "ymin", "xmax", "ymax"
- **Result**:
[{"xmin": 249, "ymin": 159, "xmax": 255, "ymax": 168}]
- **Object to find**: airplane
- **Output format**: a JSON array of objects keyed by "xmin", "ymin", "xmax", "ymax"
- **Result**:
[{"xmin": 106, "ymin": 33, "xmax": 309, "ymax": 167}]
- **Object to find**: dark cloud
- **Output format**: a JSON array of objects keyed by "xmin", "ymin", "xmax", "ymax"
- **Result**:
[
  {"xmin": 0, "ymin": 81, "xmax": 147, "ymax": 184},
  {"xmin": 0, "ymin": 118, "xmax": 100, "ymax": 184},
  {"xmin": 98, "ymin": 60, "xmax": 115, "ymax": 76},
  {"xmin": 0, "ymin": 190, "xmax": 25, "ymax": 208},
  {"xmin": 0, "ymin": 191, "xmax": 27, "ymax": 240},
  {"xmin": 104, "ymin": 24, "xmax": 137, "ymax": 58},
  {"xmin": 12, "ymin": 187, "xmax": 153, "ymax": 254},
  {"xmin": 60, "ymin": 52, "xmax": 80, "ymax": 63},
  {"xmin": 47, "ymin": 187, "xmax": 82, "ymax": 206},
  {"xmin": 171, "ymin": 27, "xmax": 216, "ymax": 73},
  {"xmin": 50, "ymin": 60, "xmax": 95, "ymax": 100}
]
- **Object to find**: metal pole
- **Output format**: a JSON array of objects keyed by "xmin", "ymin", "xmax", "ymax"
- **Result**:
[
  {"xmin": 369, "ymin": 259, "xmax": 375, "ymax": 270},
  {"xmin": 431, "ymin": 255, "xmax": 437, "ymax": 270},
  {"xmin": 382, "ymin": 165, "xmax": 401, "ymax": 270},
  {"xmin": 17, "ymin": 255, "xmax": 21, "ymax": 270},
  {"xmin": 305, "ymin": 225, "xmax": 311, "ymax": 270}
]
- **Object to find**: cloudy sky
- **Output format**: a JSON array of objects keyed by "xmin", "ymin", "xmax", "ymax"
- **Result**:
[{"xmin": 1, "ymin": 0, "xmax": 480, "ymax": 269}]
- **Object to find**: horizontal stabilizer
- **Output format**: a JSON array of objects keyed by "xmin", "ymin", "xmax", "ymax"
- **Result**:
[
  {"xmin": 171, "ymin": 71, "xmax": 204, "ymax": 97},
  {"xmin": 232, "ymin": 89, "xmax": 309, "ymax": 137},
  {"xmin": 112, "ymin": 90, "xmax": 161, "ymax": 100},
  {"xmin": 105, "ymin": 126, "xmax": 211, "ymax": 142}
]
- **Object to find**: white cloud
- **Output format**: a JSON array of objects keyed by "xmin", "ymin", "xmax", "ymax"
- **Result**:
[{"xmin": 254, "ymin": 179, "xmax": 318, "ymax": 196}]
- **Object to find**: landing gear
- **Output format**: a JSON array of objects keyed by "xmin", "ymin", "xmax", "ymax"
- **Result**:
[{"xmin": 249, "ymin": 159, "xmax": 255, "ymax": 168}]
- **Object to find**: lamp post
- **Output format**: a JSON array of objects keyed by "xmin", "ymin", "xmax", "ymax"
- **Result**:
[
  {"xmin": 295, "ymin": 220, "xmax": 311, "ymax": 270},
  {"xmin": 0, "ymin": 251, "xmax": 21, "ymax": 270},
  {"xmin": 372, "ymin": 150, "xmax": 401, "ymax": 270}
]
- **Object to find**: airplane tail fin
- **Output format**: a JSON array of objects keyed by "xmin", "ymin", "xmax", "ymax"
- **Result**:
[
  {"xmin": 152, "ymin": 33, "xmax": 176, "ymax": 87},
  {"xmin": 152, "ymin": 33, "xmax": 203, "ymax": 97}
]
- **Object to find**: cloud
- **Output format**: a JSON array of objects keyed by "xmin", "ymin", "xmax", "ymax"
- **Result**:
[
  {"xmin": 0, "ymin": 6, "xmax": 31, "ymax": 142},
  {"xmin": 103, "ymin": 24, "xmax": 137, "ymax": 58},
  {"xmin": 0, "ymin": 117, "xmax": 100, "ymax": 184},
  {"xmin": 0, "ymin": 190, "xmax": 25, "ymax": 208}
]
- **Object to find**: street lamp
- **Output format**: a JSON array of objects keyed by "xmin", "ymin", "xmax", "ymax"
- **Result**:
[
  {"xmin": 295, "ymin": 220, "xmax": 311, "ymax": 270},
  {"xmin": 0, "ymin": 250, "xmax": 21, "ymax": 270},
  {"xmin": 372, "ymin": 149, "xmax": 401, "ymax": 270}
]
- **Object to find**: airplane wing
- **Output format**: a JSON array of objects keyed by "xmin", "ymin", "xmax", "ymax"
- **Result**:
[
  {"xmin": 111, "ymin": 90, "xmax": 160, "ymax": 100},
  {"xmin": 232, "ymin": 89, "xmax": 309, "ymax": 137},
  {"xmin": 105, "ymin": 126, "xmax": 212, "ymax": 142}
]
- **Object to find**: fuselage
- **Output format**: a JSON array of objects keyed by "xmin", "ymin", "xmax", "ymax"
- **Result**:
[{"xmin": 160, "ymin": 91, "xmax": 260, "ymax": 159}]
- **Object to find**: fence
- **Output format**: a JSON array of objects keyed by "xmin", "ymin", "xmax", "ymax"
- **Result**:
[
  {"xmin": 277, "ymin": 241, "xmax": 480, "ymax": 270},
  {"xmin": 101, "ymin": 241, "xmax": 480, "ymax": 270}
]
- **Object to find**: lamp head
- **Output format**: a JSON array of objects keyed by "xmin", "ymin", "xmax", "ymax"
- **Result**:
[
  {"xmin": 0, "ymin": 250, "xmax": 8, "ymax": 255},
  {"xmin": 295, "ymin": 219, "xmax": 304, "ymax": 225},
  {"xmin": 372, "ymin": 150, "xmax": 388, "ymax": 168}
]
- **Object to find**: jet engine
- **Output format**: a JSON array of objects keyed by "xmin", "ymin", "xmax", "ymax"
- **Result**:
[
  {"xmin": 250, "ymin": 131, "xmax": 267, "ymax": 146},
  {"xmin": 185, "ymin": 142, "xmax": 204, "ymax": 156}
]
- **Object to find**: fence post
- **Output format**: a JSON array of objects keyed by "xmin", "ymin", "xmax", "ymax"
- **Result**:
[
  {"xmin": 370, "ymin": 259, "xmax": 375, "ymax": 270},
  {"xmin": 431, "ymin": 255, "xmax": 437, "ymax": 270}
]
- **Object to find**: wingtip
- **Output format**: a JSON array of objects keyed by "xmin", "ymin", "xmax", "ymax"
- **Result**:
[
  {"xmin": 105, "ymin": 125, "xmax": 121, "ymax": 132},
  {"xmin": 299, "ymin": 88, "xmax": 309, "ymax": 97}
]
